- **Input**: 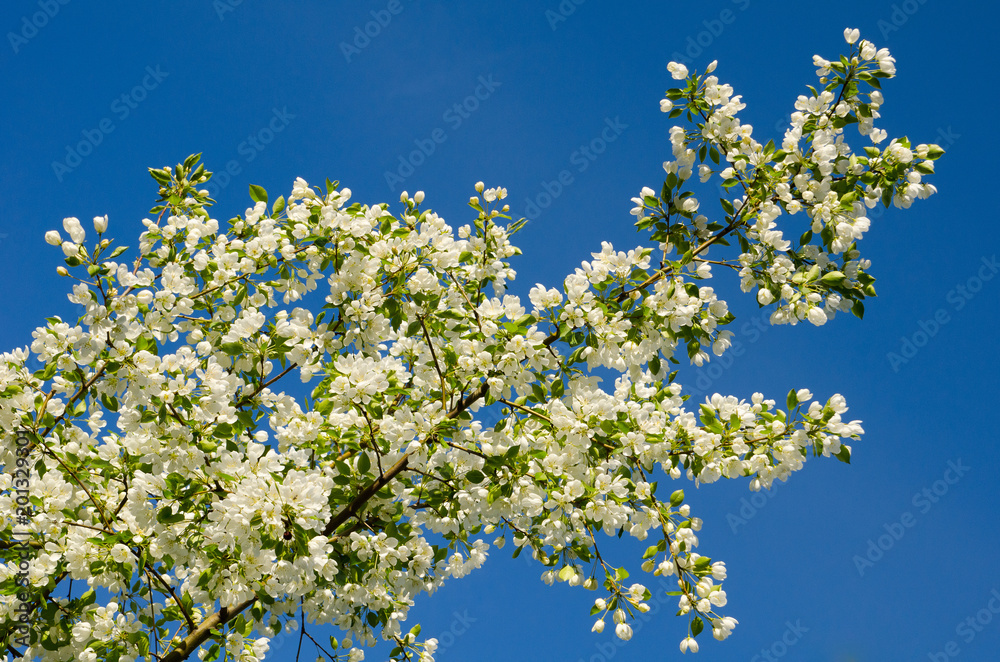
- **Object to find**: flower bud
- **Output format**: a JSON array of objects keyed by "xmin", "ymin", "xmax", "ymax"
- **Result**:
[
  {"xmin": 414, "ymin": 191, "xmax": 425, "ymax": 204},
  {"xmin": 667, "ymin": 62, "xmax": 688, "ymax": 80},
  {"xmin": 56, "ymin": 266, "xmax": 69, "ymax": 276},
  {"xmin": 62, "ymin": 217, "xmax": 85, "ymax": 244},
  {"xmin": 45, "ymin": 230, "xmax": 62, "ymax": 246},
  {"xmin": 93, "ymin": 215, "xmax": 108, "ymax": 233},
  {"xmin": 591, "ymin": 619, "xmax": 605, "ymax": 633}
]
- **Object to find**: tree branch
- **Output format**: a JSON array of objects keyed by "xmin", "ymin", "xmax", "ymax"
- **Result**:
[{"xmin": 158, "ymin": 597, "xmax": 254, "ymax": 662}]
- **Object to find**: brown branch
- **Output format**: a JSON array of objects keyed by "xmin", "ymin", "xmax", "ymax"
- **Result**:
[
  {"xmin": 417, "ymin": 315, "xmax": 448, "ymax": 409},
  {"xmin": 498, "ymin": 398, "xmax": 552, "ymax": 424},
  {"xmin": 158, "ymin": 381, "xmax": 492, "ymax": 661},
  {"xmin": 322, "ymin": 451, "xmax": 411, "ymax": 537},
  {"xmin": 159, "ymin": 598, "xmax": 254, "ymax": 662}
]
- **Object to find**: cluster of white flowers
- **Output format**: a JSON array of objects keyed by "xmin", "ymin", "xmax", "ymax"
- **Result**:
[{"xmin": 0, "ymin": 30, "xmax": 938, "ymax": 661}]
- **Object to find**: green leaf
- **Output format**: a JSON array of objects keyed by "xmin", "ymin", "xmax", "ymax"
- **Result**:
[
  {"xmin": 249, "ymin": 184, "xmax": 268, "ymax": 204},
  {"xmin": 834, "ymin": 445, "xmax": 851, "ymax": 464},
  {"xmin": 670, "ymin": 489, "xmax": 685, "ymax": 507},
  {"xmin": 691, "ymin": 615, "xmax": 704, "ymax": 636},
  {"xmin": 851, "ymin": 300, "xmax": 865, "ymax": 320},
  {"xmin": 220, "ymin": 342, "xmax": 243, "ymax": 355},
  {"xmin": 551, "ymin": 378, "xmax": 565, "ymax": 399},
  {"xmin": 465, "ymin": 470, "xmax": 485, "ymax": 484},
  {"xmin": 786, "ymin": 389, "xmax": 798, "ymax": 411},
  {"xmin": 819, "ymin": 271, "xmax": 846, "ymax": 285},
  {"xmin": 149, "ymin": 168, "xmax": 172, "ymax": 185},
  {"xmin": 272, "ymin": 195, "xmax": 286, "ymax": 215},
  {"xmin": 357, "ymin": 452, "xmax": 371, "ymax": 474}
]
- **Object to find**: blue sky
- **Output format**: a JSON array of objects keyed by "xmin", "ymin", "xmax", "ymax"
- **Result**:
[{"xmin": 1, "ymin": 1, "xmax": 998, "ymax": 660}]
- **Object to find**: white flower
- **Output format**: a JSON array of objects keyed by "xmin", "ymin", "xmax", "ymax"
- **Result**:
[
  {"xmin": 844, "ymin": 28, "xmax": 860, "ymax": 44},
  {"xmin": 45, "ymin": 230, "xmax": 62, "ymax": 246},
  {"xmin": 110, "ymin": 543, "xmax": 132, "ymax": 564},
  {"xmin": 592, "ymin": 619, "xmax": 605, "ymax": 633},
  {"xmin": 668, "ymin": 62, "xmax": 689, "ymax": 80},
  {"xmin": 705, "ymin": 59, "xmax": 717, "ymax": 73},
  {"xmin": 680, "ymin": 636, "xmax": 699, "ymax": 653},
  {"xmin": 807, "ymin": 306, "xmax": 828, "ymax": 326},
  {"xmin": 860, "ymin": 40, "xmax": 876, "ymax": 60},
  {"xmin": 93, "ymin": 215, "xmax": 108, "ymax": 233},
  {"xmin": 660, "ymin": 98, "xmax": 673, "ymax": 113},
  {"xmin": 615, "ymin": 623, "xmax": 633, "ymax": 641},
  {"xmin": 61, "ymin": 241, "xmax": 80, "ymax": 257},
  {"xmin": 757, "ymin": 288, "xmax": 774, "ymax": 305},
  {"xmin": 72, "ymin": 621, "xmax": 93, "ymax": 643},
  {"xmin": 62, "ymin": 216, "xmax": 85, "ymax": 244},
  {"xmin": 875, "ymin": 48, "xmax": 896, "ymax": 75}
]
